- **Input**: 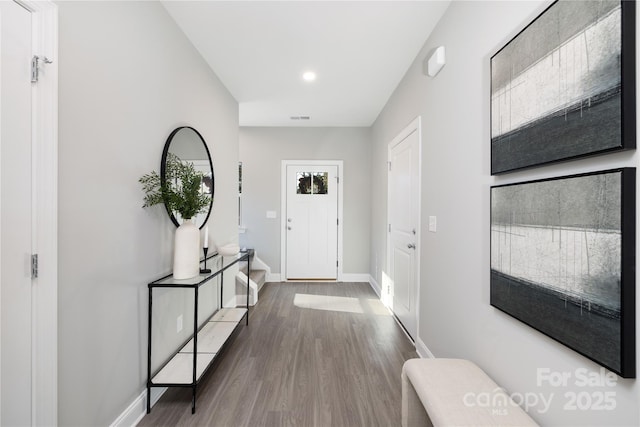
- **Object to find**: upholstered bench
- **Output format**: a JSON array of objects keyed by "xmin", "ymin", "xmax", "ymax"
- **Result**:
[{"xmin": 402, "ymin": 358, "xmax": 539, "ymax": 426}]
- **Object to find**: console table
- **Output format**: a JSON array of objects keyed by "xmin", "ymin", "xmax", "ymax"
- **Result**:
[{"xmin": 146, "ymin": 250, "xmax": 252, "ymax": 414}]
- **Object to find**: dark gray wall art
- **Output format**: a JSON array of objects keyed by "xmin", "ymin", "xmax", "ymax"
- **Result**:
[
  {"xmin": 491, "ymin": 0, "xmax": 635, "ymax": 174},
  {"xmin": 490, "ymin": 168, "xmax": 635, "ymax": 377}
]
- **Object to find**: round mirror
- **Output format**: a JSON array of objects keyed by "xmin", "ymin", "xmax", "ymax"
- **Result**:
[{"xmin": 160, "ymin": 126, "xmax": 214, "ymax": 229}]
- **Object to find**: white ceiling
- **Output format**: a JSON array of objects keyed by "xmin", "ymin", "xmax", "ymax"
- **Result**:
[{"xmin": 162, "ymin": 1, "xmax": 450, "ymax": 127}]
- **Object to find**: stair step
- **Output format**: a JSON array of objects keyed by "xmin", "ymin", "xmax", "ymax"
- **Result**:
[
  {"xmin": 236, "ymin": 268, "xmax": 266, "ymax": 307},
  {"xmin": 249, "ymin": 269, "xmax": 266, "ymax": 287},
  {"xmin": 236, "ymin": 271, "xmax": 266, "ymax": 289},
  {"xmin": 239, "ymin": 260, "xmax": 265, "ymax": 282}
]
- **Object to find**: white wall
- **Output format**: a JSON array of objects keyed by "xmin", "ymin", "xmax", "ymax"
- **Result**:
[
  {"xmin": 57, "ymin": 2, "xmax": 238, "ymax": 425},
  {"xmin": 371, "ymin": 1, "xmax": 639, "ymax": 424},
  {"xmin": 239, "ymin": 127, "xmax": 371, "ymax": 276}
]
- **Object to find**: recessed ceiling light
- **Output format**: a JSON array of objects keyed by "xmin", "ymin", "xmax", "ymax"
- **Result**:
[{"xmin": 302, "ymin": 71, "xmax": 316, "ymax": 82}]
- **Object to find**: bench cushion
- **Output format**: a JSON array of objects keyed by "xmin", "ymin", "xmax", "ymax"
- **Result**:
[{"xmin": 402, "ymin": 358, "xmax": 538, "ymax": 426}]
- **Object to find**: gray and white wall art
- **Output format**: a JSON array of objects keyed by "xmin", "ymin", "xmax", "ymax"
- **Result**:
[
  {"xmin": 490, "ymin": 168, "xmax": 635, "ymax": 377},
  {"xmin": 491, "ymin": 0, "xmax": 635, "ymax": 174}
]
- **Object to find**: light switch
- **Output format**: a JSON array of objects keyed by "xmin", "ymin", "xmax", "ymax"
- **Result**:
[
  {"xmin": 428, "ymin": 216, "xmax": 437, "ymax": 232},
  {"xmin": 266, "ymin": 210, "xmax": 277, "ymax": 219}
]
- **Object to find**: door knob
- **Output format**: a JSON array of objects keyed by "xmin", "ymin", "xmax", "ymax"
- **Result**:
[
  {"xmin": 407, "ymin": 243, "xmax": 416, "ymax": 249},
  {"xmin": 287, "ymin": 226, "xmax": 292, "ymax": 230},
  {"xmin": 287, "ymin": 218, "xmax": 292, "ymax": 223}
]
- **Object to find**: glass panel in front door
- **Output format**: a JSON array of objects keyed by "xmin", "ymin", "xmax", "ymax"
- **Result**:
[
  {"xmin": 312, "ymin": 172, "xmax": 328, "ymax": 194},
  {"xmin": 296, "ymin": 172, "xmax": 312, "ymax": 194}
]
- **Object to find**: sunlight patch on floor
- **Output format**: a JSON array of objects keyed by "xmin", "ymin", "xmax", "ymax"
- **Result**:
[
  {"xmin": 293, "ymin": 293, "xmax": 390, "ymax": 315},
  {"xmin": 360, "ymin": 297, "xmax": 391, "ymax": 315},
  {"xmin": 381, "ymin": 271, "xmax": 394, "ymax": 310}
]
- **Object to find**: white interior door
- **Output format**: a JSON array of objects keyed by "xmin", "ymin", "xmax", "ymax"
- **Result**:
[
  {"xmin": 285, "ymin": 164, "xmax": 338, "ymax": 279},
  {"xmin": 1, "ymin": 1, "xmax": 34, "ymax": 425},
  {"xmin": 388, "ymin": 122, "xmax": 420, "ymax": 340}
]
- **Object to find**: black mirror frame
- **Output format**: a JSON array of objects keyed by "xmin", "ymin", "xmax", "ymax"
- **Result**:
[{"xmin": 160, "ymin": 126, "xmax": 214, "ymax": 229}]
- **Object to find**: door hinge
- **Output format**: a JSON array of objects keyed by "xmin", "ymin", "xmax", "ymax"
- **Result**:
[
  {"xmin": 31, "ymin": 55, "xmax": 53, "ymax": 83},
  {"xmin": 31, "ymin": 254, "xmax": 38, "ymax": 278},
  {"xmin": 388, "ymin": 224, "xmax": 391, "ymax": 232},
  {"xmin": 388, "ymin": 161, "xmax": 392, "ymax": 171},
  {"xmin": 337, "ymin": 218, "xmax": 339, "ymax": 226},
  {"xmin": 336, "ymin": 260, "xmax": 339, "ymax": 267},
  {"xmin": 336, "ymin": 176, "xmax": 340, "ymax": 184}
]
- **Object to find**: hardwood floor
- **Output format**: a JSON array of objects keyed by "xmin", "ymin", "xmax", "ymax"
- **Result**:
[{"xmin": 138, "ymin": 282, "xmax": 418, "ymax": 427}]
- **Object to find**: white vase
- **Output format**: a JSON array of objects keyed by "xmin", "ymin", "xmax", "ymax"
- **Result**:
[{"xmin": 173, "ymin": 218, "xmax": 200, "ymax": 279}]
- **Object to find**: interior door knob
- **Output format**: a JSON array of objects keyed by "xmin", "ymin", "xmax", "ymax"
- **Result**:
[
  {"xmin": 287, "ymin": 226, "xmax": 292, "ymax": 230},
  {"xmin": 287, "ymin": 218, "xmax": 292, "ymax": 223},
  {"xmin": 407, "ymin": 243, "xmax": 416, "ymax": 249}
]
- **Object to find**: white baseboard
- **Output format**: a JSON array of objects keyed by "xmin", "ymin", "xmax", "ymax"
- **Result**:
[
  {"xmin": 111, "ymin": 386, "xmax": 166, "ymax": 427},
  {"xmin": 266, "ymin": 272, "xmax": 281, "ymax": 282},
  {"xmin": 263, "ymin": 273, "xmax": 370, "ymax": 283},
  {"xmin": 341, "ymin": 273, "xmax": 370, "ymax": 282},
  {"xmin": 368, "ymin": 274, "xmax": 382, "ymax": 298},
  {"xmin": 415, "ymin": 337, "xmax": 435, "ymax": 359}
]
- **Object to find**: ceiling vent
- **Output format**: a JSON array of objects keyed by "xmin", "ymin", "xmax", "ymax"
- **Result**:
[{"xmin": 290, "ymin": 116, "xmax": 311, "ymax": 120}]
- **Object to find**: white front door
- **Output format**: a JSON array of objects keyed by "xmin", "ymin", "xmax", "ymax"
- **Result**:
[
  {"xmin": 1, "ymin": 1, "xmax": 34, "ymax": 424},
  {"xmin": 285, "ymin": 164, "xmax": 338, "ymax": 279},
  {"xmin": 388, "ymin": 120, "xmax": 420, "ymax": 340}
]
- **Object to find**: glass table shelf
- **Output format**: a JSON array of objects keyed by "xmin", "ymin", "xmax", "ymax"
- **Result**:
[{"xmin": 147, "ymin": 250, "xmax": 252, "ymax": 414}]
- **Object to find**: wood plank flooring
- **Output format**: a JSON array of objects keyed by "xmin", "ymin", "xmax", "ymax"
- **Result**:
[{"xmin": 138, "ymin": 282, "xmax": 418, "ymax": 427}]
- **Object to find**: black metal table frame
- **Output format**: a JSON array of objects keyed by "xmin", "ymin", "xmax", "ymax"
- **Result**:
[{"xmin": 146, "ymin": 250, "xmax": 251, "ymax": 414}]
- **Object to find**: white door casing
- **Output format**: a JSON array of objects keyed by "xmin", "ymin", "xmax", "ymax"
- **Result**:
[
  {"xmin": 281, "ymin": 160, "xmax": 343, "ymax": 280},
  {"xmin": 0, "ymin": 1, "xmax": 58, "ymax": 425},
  {"xmin": 1, "ymin": 3, "xmax": 33, "ymax": 424},
  {"xmin": 387, "ymin": 117, "xmax": 421, "ymax": 341}
]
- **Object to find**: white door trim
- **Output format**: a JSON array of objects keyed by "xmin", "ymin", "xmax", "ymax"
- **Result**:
[
  {"xmin": 387, "ymin": 116, "xmax": 422, "ymax": 340},
  {"xmin": 1, "ymin": 8, "xmax": 3, "ymax": 422},
  {"xmin": 280, "ymin": 160, "xmax": 343, "ymax": 281},
  {"xmin": 14, "ymin": 1, "xmax": 58, "ymax": 424}
]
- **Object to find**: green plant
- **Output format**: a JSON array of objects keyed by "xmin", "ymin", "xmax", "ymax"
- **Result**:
[{"xmin": 139, "ymin": 153, "xmax": 211, "ymax": 220}]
